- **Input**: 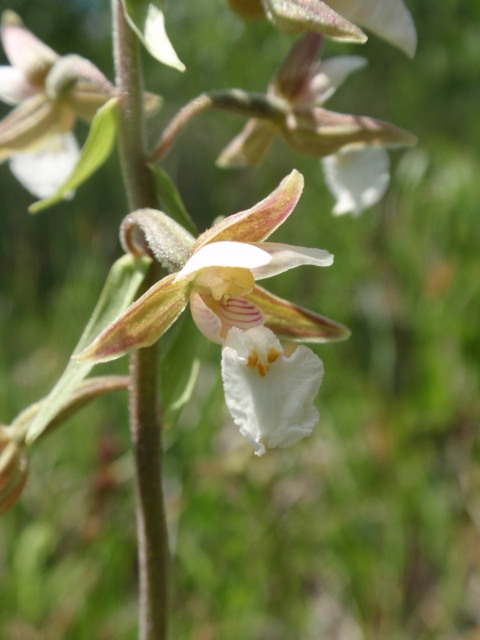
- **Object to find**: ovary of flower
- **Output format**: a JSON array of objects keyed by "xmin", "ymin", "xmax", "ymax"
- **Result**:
[{"xmin": 222, "ymin": 326, "xmax": 324, "ymax": 456}]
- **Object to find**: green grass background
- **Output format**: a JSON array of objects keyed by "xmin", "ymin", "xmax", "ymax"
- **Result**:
[{"xmin": 1, "ymin": 0, "xmax": 479, "ymax": 638}]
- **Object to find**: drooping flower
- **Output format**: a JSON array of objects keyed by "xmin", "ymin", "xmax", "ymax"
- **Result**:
[
  {"xmin": 78, "ymin": 170, "xmax": 350, "ymax": 454},
  {"xmin": 226, "ymin": 0, "xmax": 416, "ymax": 57},
  {"xmin": 0, "ymin": 10, "xmax": 114, "ymax": 197},
  {"xmin": 218, "ymin": 33, "xmax": 416, "ymax": 215}
]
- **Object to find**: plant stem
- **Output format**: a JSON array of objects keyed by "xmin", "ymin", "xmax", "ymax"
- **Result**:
[
  {"xmin": 112, "ymin": 2, "xmax": 168, "ymax": 639},
  {"xmin": 149, "ymin": 90, "xmax": 286, "ymax": 161}
]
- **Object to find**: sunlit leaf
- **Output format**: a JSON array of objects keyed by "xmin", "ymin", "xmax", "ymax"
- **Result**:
[
  {"xmin": 28, "ymin": 98, "xmax": 118, "ymax": 213},
  {"xmin": 122, "ymin": 0, "xmax": 185, "ymax": 72},
  {"xmin": 25, "ymin": 254, "xmax": 150, "ymax": 444}
]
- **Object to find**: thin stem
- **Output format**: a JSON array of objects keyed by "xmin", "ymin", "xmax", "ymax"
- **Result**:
[
  {"xmin": 112, "ymin": 2, "xmax": 168, "ymax": 639},
  {"xmin": 149, "ymin": 89, "xmax": 286, "ymax": 161}
]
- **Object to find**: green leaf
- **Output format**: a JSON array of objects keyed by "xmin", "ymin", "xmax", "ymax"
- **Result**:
[
  {"xmin": 122, "ymin": 0, "xmax": 185, "ymax": 72},
  {"xmin": 147, "ymin": 163, "xmax": 198, "ymax": 236},
  {"xmin": 25, "ymin": 254, "xmax": 150, "ymax": 444},
  {"xmin": 11, "ymin": 376, "xmax": 130, "ymax": 443},
  {"xmin": 29, "ymin": 98, "xmax": 118, "ymax": 214}
]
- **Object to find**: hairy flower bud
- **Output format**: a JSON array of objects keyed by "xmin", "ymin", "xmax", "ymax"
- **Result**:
[{"xmin": 0, "ymin": 426, "xmax": 28, "ymax": 515}]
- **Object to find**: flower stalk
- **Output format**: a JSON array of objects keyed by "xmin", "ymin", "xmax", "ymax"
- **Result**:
[{"xmin": 112, "ymin": 1, "xmax": 168, "ymax": 639}]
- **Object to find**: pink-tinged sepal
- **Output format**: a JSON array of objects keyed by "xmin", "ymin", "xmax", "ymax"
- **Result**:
[
  {"xmin": 263, "ymin": 0, "xmax": 367, "ymax": 42},
  {"xmin": 280, "ymin": 106, "xmax": 417, "ymax": 157},
  {"xmin": 76, "ymin": 274, "xmax": 189, "ymax": 363},
  {"xmin": 216, "ymin": 118, "xmax": 276, "ymax": 168},
  {"xmin": 0, "ymin": 94, "xmax": 69, "ymax": 161},
  {"xmin": 0, "ymin": 65, "xmax": 36, "ymax": 105},
  {"xmin": 193, "ymin": 170, "xmax": 304, "ymax": 250},
  {"xmin": 1, "ymin": 11, "xmax": 58, "ymax": 84},
  {"xmin": 248, "ymin": 285, "xmax": 350, "ymax": 342},
  {"xmin": 274, "ymin": 32, "xmax": 324, "ymax": 101}
]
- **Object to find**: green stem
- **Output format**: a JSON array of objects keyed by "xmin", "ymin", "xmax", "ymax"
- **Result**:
[{"xmin": 112, "ymin": 2, "xmax": 168, "ymax": 639}]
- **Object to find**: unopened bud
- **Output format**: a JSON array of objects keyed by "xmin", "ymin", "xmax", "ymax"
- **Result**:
[{"xmin": 0, "ymin": 426, "xmax": 28, "ymax": 515}]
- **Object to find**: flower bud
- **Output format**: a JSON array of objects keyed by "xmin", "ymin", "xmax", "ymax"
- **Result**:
[{"xmin": 0, "ymin": 426, "xmax": 28, "ymax": 515}]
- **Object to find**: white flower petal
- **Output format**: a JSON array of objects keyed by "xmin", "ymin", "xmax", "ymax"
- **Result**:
[
  {"xmin": 322, "ymin": 147, "xmax": 390, "ymax": 216},
  {"xmin": 221, "ymin": 326, "xmax": 324, "ymax": 456},
  {"xmin": 0, "ymin": 65, "xmax": 37, "ymax": 105},
  {"xmin": 309, "ymin": 55, "xmax": 367, "ymax": 105},
  {"xmin": 327, "ymin": 0, "xmax": 417, "ymax": 57},
  {"xmin": 176, "ymin": 241, "xmax": 272, "ymax": 281},
  {"xmin": 250, "ymin": 242, "xmax": 333, "ymax": 279},
  {"xmin": 9, "ymin": 131, "xmax": 80, "ymax": 198}
]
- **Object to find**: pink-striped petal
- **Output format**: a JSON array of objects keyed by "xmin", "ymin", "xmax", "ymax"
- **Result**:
[
  {"xmin": 190, "ymin": 292, "xmax": 265, "ymax": 344},
  {"xmin": 1, "ymin": 11, "xmax": 58, "ymax": 79},
  {"xmin": 250, "ymin": 242, "xmax": 333, "ymax": 279},
  {"xmin": 189, "ymin": 292, "xmax": 223, "ymax": 344},
  {"xmin": 192, "ymin": 170, "xmax": 304, "ymax": 250},
  {"xmin": 248, "ymin": 285, "xmax": 350, "ymax": 342}
]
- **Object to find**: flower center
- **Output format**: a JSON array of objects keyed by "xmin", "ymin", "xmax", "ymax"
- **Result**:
[
  {"xmin": 246, "ymin": 345, "xmax": 281, "ymax": 377},
  {"xmin": 193, "ymin": 266, "xmax": 255, "ymax": 301}
]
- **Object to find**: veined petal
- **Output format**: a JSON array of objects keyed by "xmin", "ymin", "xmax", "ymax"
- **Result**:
[
  {"xmin": 250, "ymin": 242, "xmax": 333, "ymax": 279},
  {"xmin": 1, "ymin": 11, "xmax": 58, "ymax": 80},
  {"xmin": 0, "ymin": 65, "xmax": 37, "ymax": 105},
  {"xmin": 176, "ymin": 241, "xmax": 271, "ymax": 280},
  {"xmin": 263, "ymin": 0, "xmax": 367, "ymax": 42},
  {"xmin": 322, "ymin": 146, "xmax": 390, "ymax": 216},
  {"xmin": 9, "ymin": 132, "xmax": 80, "ymax": 198},
  {"xmin": 326, "ymin": 0, "xmax": 417, "ymax": 57},
  {"xmin": 221, "ymin": 325, "xmax": 324, "ymax": 455},
  {"xmin": 248, "ymin": 285, "xmax": 351, "ymax": 342},
  {"xmin": 193, "ymin": 170, "xmax": 304, "ymax": 250},
  {"xmin": 216, "ymin": 118, "xmax": 276, "ymax": 168},
  {"xmin": 308, "ymin": 55, "xmax": 367, "ymax": 105},
  {"xmin": 190, "ymin": 292, "xmax": 264, "ymax": 344},
  {"xmin": 76, "ymin": 274, "xmax": 189, "ymax": 363}
]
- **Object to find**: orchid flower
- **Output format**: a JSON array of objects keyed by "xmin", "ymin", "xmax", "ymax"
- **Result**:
[
  {"xmin": 218, "ymin": 33, "xmax": 416, "ymax": 215},
  {"xmin": 0, "ymin": 10, "xmax": 114, "ymax": 198},
  {"xmin": 78, "ymin": 170, "xmax": 350, "ymax": 455},
  {"xmin": 227, "ymin": 0, "xmax": 416, "ymax": 57}
]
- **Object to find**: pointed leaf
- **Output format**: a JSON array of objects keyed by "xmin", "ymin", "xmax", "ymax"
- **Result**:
[
  {"xmin": 29, "ymin": 97, "xmax": 118, "ymax": 213},
  {"xmin": 25, "ymin": 254, "xmax": 150, "ymax": 444},
  {"xmin": 77, "ymin": 273, "xmax": 189, "ymax": 363},
  {"xmin": 122, "ymin": 0, "xmax": 185, "ymax": 72},
  {"xmin": 11, "ymin": 376, "xmax": 129, "ymax": 442},
  {"xmin": 248, "ymin": 285, "xmax": 351, "ymax": 342},
  {"xmin": 193, "ymin": 169, "xmax": 304, "ymax": 250},
  {"xmin": 147, "ymin": 163, "xmax": 198, "ymax": 236}
]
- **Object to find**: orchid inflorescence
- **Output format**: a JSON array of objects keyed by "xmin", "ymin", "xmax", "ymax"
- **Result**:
[{"xmin": 0, "ymin": 0, "xmax": 417, "ymax": 516}]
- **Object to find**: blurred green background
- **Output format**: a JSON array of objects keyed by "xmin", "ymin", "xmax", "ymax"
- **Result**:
[{"xmin": 1, "ymin": 1, "xmax": 480, "ymax": 638}]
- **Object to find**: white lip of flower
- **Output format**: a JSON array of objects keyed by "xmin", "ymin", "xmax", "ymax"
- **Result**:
[{"xmin": 221, "ymin": 326, "xmax": 324, "ymax": 456}]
